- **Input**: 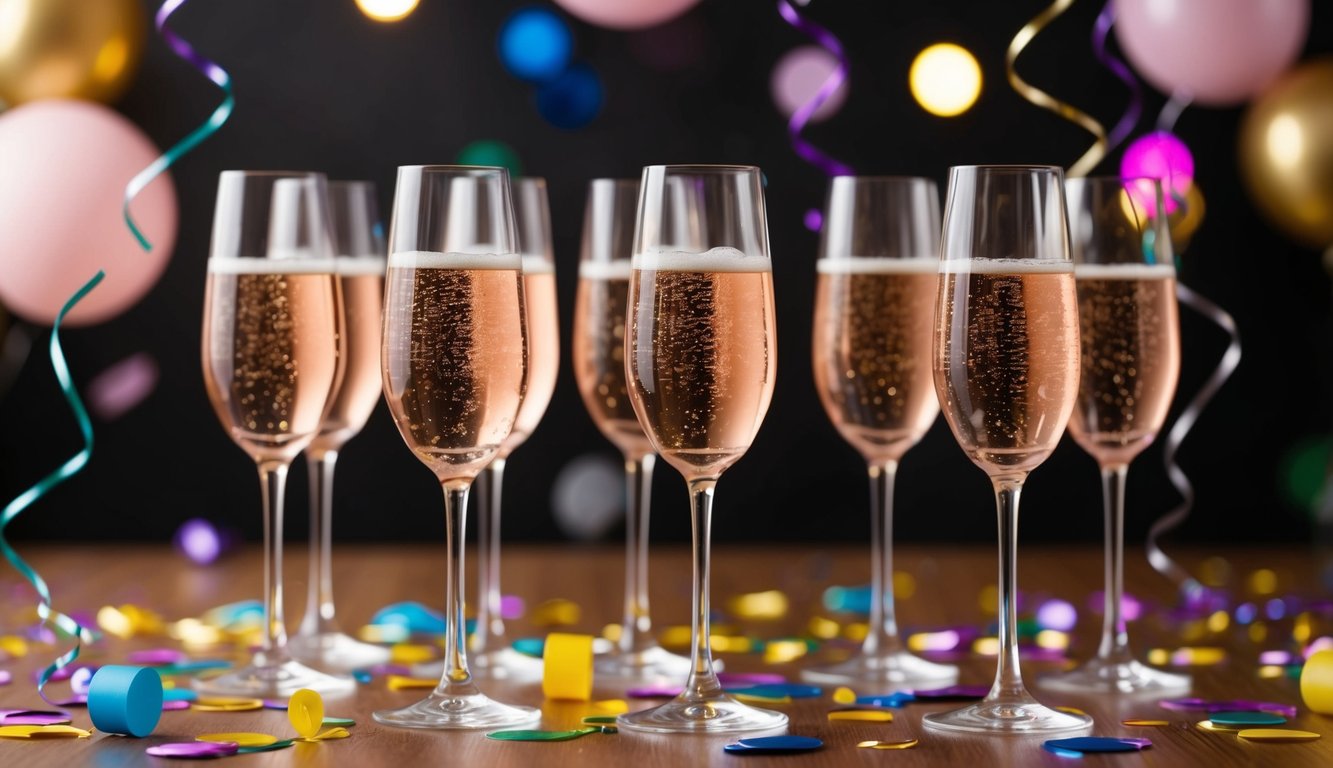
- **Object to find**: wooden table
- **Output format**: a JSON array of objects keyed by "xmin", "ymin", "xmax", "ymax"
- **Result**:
[{"xmin": 0, "ymin": 543, "xmax": 1329, "ymax": 766}]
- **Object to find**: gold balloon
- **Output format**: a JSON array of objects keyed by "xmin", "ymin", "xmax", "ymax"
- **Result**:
[
  {"xmin": 0, "ymin": 0, "xmax": 146, "ymax": 107},
  {"xmin": 1239, "ymin": 57, "xmax": 1333, "ymax": 248}
]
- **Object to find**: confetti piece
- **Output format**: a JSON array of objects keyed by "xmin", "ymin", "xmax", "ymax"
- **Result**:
[
  {"xmin": 87, "ymin": 665, "xmax": 163, "ymax": 737},
  {"xmin": 1210, "ymin": 711, "xmax": 1286, "ymax": 727},
  {"xmin": 0, "ymin": 671, "xmax": 10, "ymax": 685},
  {"xmin": 855, "ymin": 693, "xmax": 914, "ymax": 708},
  {"xmin": 192, "ymin": 697, "xmax": 263, "ymax": 712},
  {"xmin": 163, "ymin": 689, "xmax": 197, "ymax": 702},
  {"xmin": 352, "ymin": 670, "xmax": 373, "ymax": 684},
  {"xmin": 1237, "ymin": 728, "xmax": 1320, "ymax": 743},
  {"xmin": 590, "ymin": 699, "xmax": 627, "ymax": 714},
  {"xmin": 1045, "ymin": 737, "xmax": 1151, "ymax": 753},
  {"xmin": 1043, "ymin": 744, "xmax": 1086, "ymax": 758},
  {"xmin": 197, "ymin": 732, "xmax": 277, "ymax": 748},
  {"xmin": 154, "ymin": 660, "xmax": 232, "ymax": 676},
  {"xmin": 0, "ymin": 635, "xmax": 29, "ymax": 658},
  {"xmin": 832, "ymin": 686, "xmax": 857, "ymax": 704},
  {"xmin": 238, "ymin": 739, "xmax": 295, "ymax": 753},
  {"xmin": 581, "ymin": 716, "xmax": 618, "ymax": 725},
  {"xmin": 727, "ymin": 590, "xmax": 789, "ymax": 620},
  {"xmin": 531, "ymin": 599, "xmax": 581, "ymax": 628},
  {"xmin": 1197, "ymin": 719, "xmax": 1241, "ymax": 733},
  {"xmin": 513, "ymin": 638, "xmax": 545, "ymax": 657},
  {"xmin": 162, "ymin": 700, "xmax": 191, "ymax": 711},
  {"xmin": 627, "ymin": 685, "xmax": 680, "ymax": 698},
  {"xmin": 297, "ymin": 727, "xmax": 350, "ymax": 742},
  {"xmin": 0, "ymin": 724, "xmax": 90, "ymax": 739},
  {"xmin": 828, "ymin": 709, "xmax": 893, "ymax": 722},
  {"xmin": 729, "ymin": 683, "xmax": 821, "ymax": 699},
  {"xmin": 1122, "ymin": 719, "xmax": 1169, "ymax": 726},
  {"xmin": 717, "ymin": 672, "xmax": 786, "ymax": 686},
  {"xmin": 542, "ymin": 633, "xmax": 594, "ymax": 701},
  {"xmin": 1161, "ymin": 698, "xmax": 1297, "ymax": 718},
  {"xmin": 47, "ymin": 694, "xmax": 87, "ymax": 707},
  {"xmin": 857, "ymin": 739, "xmax": 918, "ymax": 750},
  {"xmin": 0, "ymin": 709, "xmax": 71, "ymax": 725},
  {"xmin": 322, "ymin": 716, "xmax": 355, "ymax": 727},
  {"xmin": 724, "ymin": 735, "xmax": 823, "ymax": 754},
  {"xmin": 88, "ymin": 353, "xmax": 159, "ymax": 421},
  {"xmin": 1054, "ymin": 706, "xmax": 1090, "ymax": 717},
  {"xmin": 733, "ymin": 692, "xmax": 791, "ymax": 704},
  {"xmin": 390, "ymin": 643, "xmax": 436, "ymax": 665},
  {"xmin": 763, "ymin": 639, "xmax": 810, "ymax": 664},
  {"xmin": 127, "ymin": 648, "xmax": 186, "ymax": 665},
  {"xmin": 487, "ymin": 727, "xmax": 602, "ymax": 742},
  {"xmin": 913, "ymin": 685, "xmax": 989, "ymax": 700},
  {"xmin": 1301, "ymin": 648, "xmax": 1333, "ymax": 714},
  {"xmin": 288, "ymin": 689, "xmax": 324, "ymax": 740},
  {"xmin": 385, "ymin": 676, "xmax": 437, "ymax": 691},
  {"xmin": 0, "ymin": 273, "xmax": 103, "ymax": 706},
  {"xmin": 146, "ymin": 741, "xmax": 240, "ymax": 758}
]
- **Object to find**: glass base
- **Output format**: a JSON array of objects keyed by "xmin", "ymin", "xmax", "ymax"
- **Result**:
[
  {"xmin": 617, "ymin": 694, "xmax": 788, "ymax": 734},
  {"xmin": 288, "ymin": 631, "xmax": 391, "ymax": 672},
  {"xmin": 800, "ymin": 650, "xmax": 959, "ymax": 688},
  {"xmin": 373, "ymin": 691, "xmax": 541, "ymax": 730},
  {"xmin": 1039, "ymin": 657, "xmax": 1191, "ymax": 695},
  {"xmin": 923, "ymin": 695, "xmax": 1092, "ymax": 734},
  {"xmin": 193, "ymin": 657, "xmax": 356, "ymax": 699},
  {"xmin": 595, "ymin": 645, "xmax": 694, "ymax": 685}
]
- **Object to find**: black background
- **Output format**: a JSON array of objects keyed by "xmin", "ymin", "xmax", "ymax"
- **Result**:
[{"xmin": 1, "ymin": 0, "xmax": 1330, "ymax": 549}]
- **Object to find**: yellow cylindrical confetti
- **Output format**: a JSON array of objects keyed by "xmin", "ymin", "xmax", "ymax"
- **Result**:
[
  {"xmin": 1301, "ymin": 648, "xmax": 1333, "ymax": 714},
  {"xmin": 542, "ymin": 633, "xmax": 594, "ymax": 701}
]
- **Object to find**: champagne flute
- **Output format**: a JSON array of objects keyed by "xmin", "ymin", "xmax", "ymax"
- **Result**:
[
  {"xmin": 290, "ymin": 181, "xmax": 392, "ymax": 671},
  {"xmin": 575, "ymin": 178, "xmax": 692, "ymax": 683},
  {"xmin": 616, "ymin": 165, "xmax": 786, "ymax": 734},
  {"xmin": 804, "ymin": 176, "xmax": 958, "ymax": 687},
  {"xmin": 373, "ymin": 165, "xmax": 540, "ymax": 729},
  {"xmin": 199, "ymin": 171, "xmax": 355, "ymax": 697},
  {"xmin": 923, "ymin": 165, "xmax": 1091, "ymax": 734},
  {"xmin": 1041, "ymin": 177, "xmax": 1188, "ymax": 694},
  {"xmin": 469, "ymin": 177, "xmax": 558, "ymax": 681}
]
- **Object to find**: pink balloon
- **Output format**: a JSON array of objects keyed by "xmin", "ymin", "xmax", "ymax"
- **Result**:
[
  {"xmin": 553, "ymin": 0, "xmax": 700, "ymax": 30},
  {"xmin": 0, "ymin": 99, "xmax": 177, "ymax": 326},
  {"xmin": 1115, "ymin": 0, "xmax": 1310, "ymax": 106}
]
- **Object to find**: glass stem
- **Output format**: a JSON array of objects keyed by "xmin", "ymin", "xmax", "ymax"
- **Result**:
[
  {"xmin": 257, "ymin": 460, "xmax": 291, "ymax": 664},
  {"xmin": 682, "ymin": 479, "xmax": 724, "ymax": 703},
  {"xmin": 300, "ymin": 447, "xmax": 340, "ymax": 637},
  {"xmin": 1096, "ymin": 464, "xmax": 1132, "ymax": 663},
  {"xmin": 621, "ymin": 452, "xmax": 656, "ymax": 655},
  {"xmin": 473, "ymin": 458, "xmax": 507, "ymax": 655},
  {"xmin": 863, "ymin": 460, "xmax": 902, "ymax": 657},
  {"xmin": 988, "ymin": 478, "xmax": 1027, "ymax": 703},
  {"xmin": 437, "ymin": 480, "xmax": 480, "ymax": 698}
]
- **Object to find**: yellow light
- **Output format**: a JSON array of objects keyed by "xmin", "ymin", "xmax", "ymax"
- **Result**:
[
  {"xmin": 1249, "ymin": 622, "xmax": 1268, "ymax": 644},
  {"xmin": 1258, "ymin": 665, "xmax": 1285, "ymax": 679},
  {"xmin": 356, "ymin": 0, "xmax": 420, "ymax": 23},
  {"xmin": 727, "ymin": 589, "xmax": 789, "ymax": 620},
  {"xmin": 1035, "ymin": 629, "xmax": 1069, "ymax": 651},
  {"xmin": 763, "ymin": 639, "xmax": 808, "ymax": 664},
  {"xmin": 1147, "ymin": 648, "xmax": 1169, "ymax": 666},
  {"xmin": 973, "ymin": 636, "xmax": 999, "ymax": 656},
  {"xmin": 807, "ymin": 616, "xmax": 840, "ymax": 640},
  {"xmin": 1247, "ymin": 568, "xmax": 1278, "ymax": 595},
  {"xmin": 909, "ymin": 43, "xmax": 982, "ymax": 117},
  {"xmin": 1206, "ymin": 610, "xmax": 1230, "ymax": 633}
]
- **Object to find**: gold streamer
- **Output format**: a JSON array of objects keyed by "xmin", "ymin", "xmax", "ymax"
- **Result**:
[{"xmin": 1006, "ymin": 0, "xmax": 1108, "ymax": 177}]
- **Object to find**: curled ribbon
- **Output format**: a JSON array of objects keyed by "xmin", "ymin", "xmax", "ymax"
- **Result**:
[
  {"xmin": 123, "ymin": 0, "xmax": 235, "ymax": 251},
  {"xmin": 777, "ymin": 0, "xmax": 854, "ymax": 178},
  {"xmin": 1149, "ymin": 282, "xmax": 1241, "ymax": 600},
  {"xmin": 0, "ymin": 271, "xmax": 104, "ymax": 703},
  {"xmin": 1091, "ymin": 0, "xmax": 1142, "ymax": 152},
  {"xmin": 1007, "ymin": 0, "xmax": 1108, "ymax": 177}
]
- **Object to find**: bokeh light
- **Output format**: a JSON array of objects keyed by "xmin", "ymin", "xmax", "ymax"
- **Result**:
[
  {"xmin": 456, "ymin": 139, "xmax": 524, "ymax": 176},
  {"xmin": 550, "ymin": 453, "xmax": 622, "ymax": 539},
  {"xmin": 1121, "ymin": 131, "xmax": 1194, "ymax": 213},
  {"xmin": 770, "ymin": 45, "xmax": 848, "ymax": 123},
  {"xmin": 1035, "ymin": 599, "xmax": 1077, "ymax": 632},
  {"xmin": 355, "ymin": 0, "xmax": 420, "ymax": 23},
  {"xmin": 909, "ymin": 43, "xmax": 982, "ymax": 117},
  {"xmin": 536, "ymin": 62, "xmax": 604, "ymax": 129},
  {"xmin": 498, "ymin": 7, "xmax": 573, "ymax": 83},
  {"xmin": 173, "ymin": 518, "xmax": 223, "ymax": 565}
]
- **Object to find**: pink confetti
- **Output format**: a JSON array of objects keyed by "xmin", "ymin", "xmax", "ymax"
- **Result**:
[
  {"xmin": 627, "ymin": 685, "xmax": 681, "ymax": 698},
  {"xmin": 718, "ymin": 672, "xmax": 786, "ymax": 686},
  {"xmin": 87, "ymin": 352, "xmax": 158, "ymax": 421},
  {"xmin": 162, "ymin": 699, "xmax": 191, "ymax": 711},
  {"xmin": 0, "ymin": 671, "xmax": 10, "ymax": 685},
  {"xmin": 127, "ymin": 648, "xmax": 186, "ymax": 665}
]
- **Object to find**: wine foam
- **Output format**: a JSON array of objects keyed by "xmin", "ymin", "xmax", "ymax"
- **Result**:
[
  {"xmin": 207, "ymin": 257, "xmax": 337, "ymax": 274},
  {"xmin": 521, "ymin": 255, "xmax": 556, "ymax": 275},
  {"xmin": 1074, "ymin": 263, "xmax": 1176, "ymax": 279},
  {"xmin": 578, "ymin": 260, "xmax": 633, "ymax": 280},
  {"xmin": 388, "ymin": 250, "xmax": 523, "ymax": 270},
  {"xmin": 938, "ymin": 258, "xmax": 1073, "ymax": 274},
  {"xmin": 633, "ymin": 247, "xmax": 771, "ymax": 273},
  {"xmin": 816, "ymin": 257, "xmax": 937, "ymax": 275}
]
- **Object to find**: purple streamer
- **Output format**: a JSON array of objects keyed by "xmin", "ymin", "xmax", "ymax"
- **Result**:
[
  {"xmin": 1091, "ymin": 0, "xmax": 1142, "ymax": 151},
  {"xmin": 777, "ymin": 0, "xmax": 853, "ymax": 177}
]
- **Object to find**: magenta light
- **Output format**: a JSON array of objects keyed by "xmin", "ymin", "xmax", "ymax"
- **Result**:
[
  {"xmin": 1120, "ymin": 130, "xmax": 1194, "ymax": 214},
  {"xmin": 174, "ymin": 518, "xmax": 223, "ymax": 565},
  {"xmin": 1035, "ymin": 599, "xmax": 1078, "ymax": 632}
]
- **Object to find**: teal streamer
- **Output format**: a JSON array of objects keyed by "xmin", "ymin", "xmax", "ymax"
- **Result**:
[
  {"xmin": 122, "ymin": 0, "xmax": 236, "ymax": 251},
  {"xmin": 0, "ymin": 271, "xmax": 104, "ymax": 702}
]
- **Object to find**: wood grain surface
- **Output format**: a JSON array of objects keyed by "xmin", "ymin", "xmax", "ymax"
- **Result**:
[{"xmin": 0, "ymin": 543, "xmax": 1328, "ymax": 767}]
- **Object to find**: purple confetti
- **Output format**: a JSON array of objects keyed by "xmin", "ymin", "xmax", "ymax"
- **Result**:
[
  {"xmin": 262, "ymin": 699, "xmax": 288, "ymax": 710},
  {"xmin": 776, "ymin": 0, "xmax": 853, "ymax": 178},
  {"xmin": 500, "ymin": 595, "xmax": 525, "ymax": 621},
  {"xmin": 718, "ymin": 672, "xmax": 787, "ymax": 686},
  {"xmin": 147, "ymin": 742, "xmax": 240, "ymax": 758},
  {"xmin": 627, "ymin": 685, "xmax": 682, "ymax": 699},
  {"xmin": 912, "ymin": 685, "xmax": 990, "ymax": 700},
  {"xmin": 70, "ymin": 666, "xmax": 95, "ymax": 695},
  {"xmin": 88, "ymin": 353, "xmax": 158, "ymax": 421},
  {"xmin": 0, "ymin": 670, "xmax": 10, "ymax": 685},
  {"xmin": 162, "ymin": 699, "xmax": 191, "ymax": 711},
  {"xmin": 128, "ymin": 648, "xmax": 187, "ymax": 665},
  {"xmin": 0, "ymin": 708, "xmax": 72, "ymax": 725},
  {"xmin": 47, "ymin": 694, "xmax": 87, "ymax": 707},
  {"xmin": 1160, "ymin": 698, "xmax": 1297, "ymax": 718}
]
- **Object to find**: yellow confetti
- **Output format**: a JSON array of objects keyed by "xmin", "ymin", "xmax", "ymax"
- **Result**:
[
  {"xmin": 192, "ymin": 696, "xmax": 264, "ymax": 712},
  {"xmin": 807, "ymin": 616, "xmax": 840, "ymax": 640},
  {"xmin": 386, "ymin": 675, "xmax": 437, "ymax": 691},
  {"xmin": 1035, "ymin": 630, "xmax": 1069, "ymax": 651},
  {"xmin": 1294, "ymin": 613, "xmax": 1313, "ymax": 645},
  {"xmin": 1054, "ymin": 706, "xmax": 1089, "ymax": 717},
  {"xmin": 197, "ymin": 732, "xmax": 278, "ymax": 748},
  {"xmin": 973, "ymin": 637, "xmax": 1000, "ymax": 656},
  {"xmin": 727, "ymin": 590, "xmax": 788, "ymax": 620},
  {"xmin": 763, "ymin": 639, "xmax": 808, "ymax": 664},
  {"xmin": 1237, "ymin": 728, "xmax": 1320, "ymax": 743},
  {"xmin": 531, "ymin": 599, "xmax": 581, "ymax": 628},
  {"xmin": 601, "ymin": 623, "xmax": 623, "ymax": 643},
  {"xmin": 858, "ymin": 738, "xmax": 918, "ymax": 750},
  {"xmin": 543, "ymin": 633, "xmax": 594, "ymax": 701},
  {"xmin": 298, "ymin": 727, "xmax": 351, "ymax": 742},
  {"xmin": 390, "ymin": 643, "xmax": 435, "ymax": 665},
  {"xmin": 1122, "ymin": 719, "xmax": 1170, "ymax": 727},
  {"xmin": 590, "ymin": 699, "xmax": 628, "ymax": 715},
  {"xmin": 832, "ymin": 687, "xmax": 857, "ymax": 705},
  {"xmin": 0, "ymin": 725, "xmax": 91, "ymax": 739},
  {"xmin": 1207, "ymin": 611, "xmax": 1230, "ymax": 633},
  {"xmin": 358, "ymin": 624, "xmax": 409, "ymax": 644},
  {"xmin": 842, "ymin": 623, "xmax": 869, "ymax": 642},
  {"xmin": 1172, "ymin": 647, "xmax": 1227, "ymax": 666},
  {"xmin": 829, "ymin": 710, "xmax": 893, "ymax": 722},
  {"xmin": 288, "ymin": 689, "xmax": 324, "ymax": 740},
  {"xmin": 1197, "ymin": 719, "xmax": 1242, "ymax": 733},
  {"xmin": 97, "ymin": 606, "xmax": 135, "ymax": 639},
  {"xmin": 1259, "ymin": 665, "xmax": 1286, "ymax": 679},
  {"xmin": 0, "ymin": 635, "xmax": 28, "ymax": 658},
  {"xmin": 1147, "ymin": 648, "xmax": 1169, "ymax": 666},
  {"xmin": 733, "ymin": 692, "xmax": 791, "ymax": 705}
]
